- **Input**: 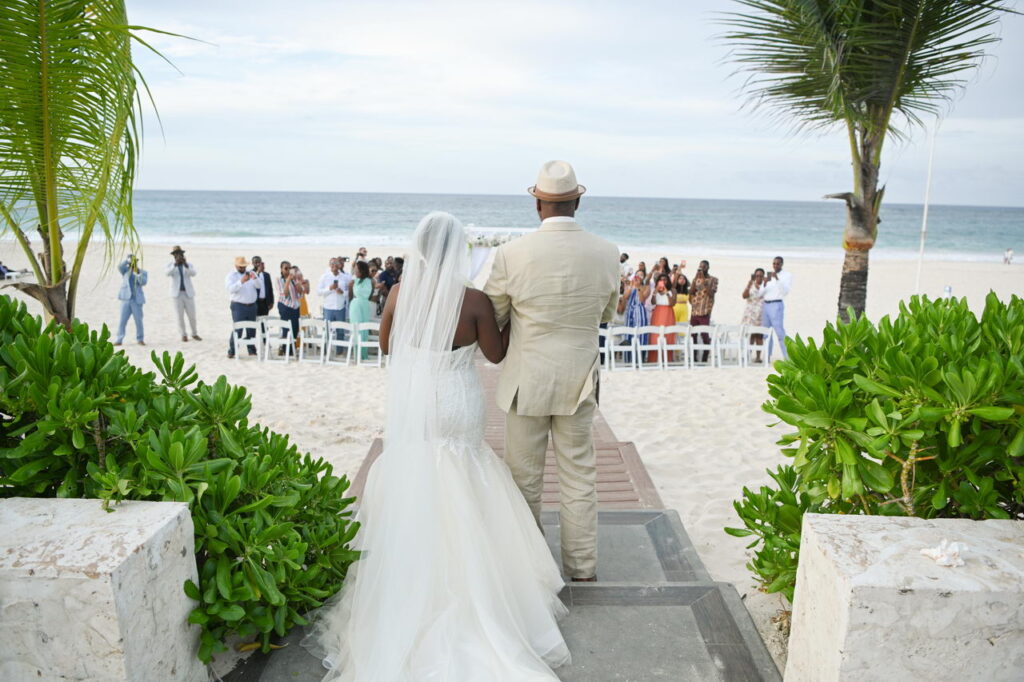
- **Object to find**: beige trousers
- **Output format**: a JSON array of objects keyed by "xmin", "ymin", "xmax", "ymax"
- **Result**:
[
  {"xmin": 504, "ymin": 388, "xmax": 598, "ymax": 579},
  {"xmin": 173, "ymin": 295, "xmax": 197, "ymax": 337}
]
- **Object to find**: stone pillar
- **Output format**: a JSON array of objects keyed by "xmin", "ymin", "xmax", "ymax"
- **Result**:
[
  {"xmin": 785, "ymin": 513, "xmax": 1024, "ymax": 681},
  {"xmin": 0, "ymin": 498, "xmax": 206, "ymax": 681}
]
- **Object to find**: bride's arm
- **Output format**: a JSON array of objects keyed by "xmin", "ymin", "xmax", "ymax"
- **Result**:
[
  {"xmin": 473, "ymin": 291, "xmax": 505, "ymax": 364},
  {"xmin": 379, "ymin": 284, "xmax": 400, "ymax": 354}
]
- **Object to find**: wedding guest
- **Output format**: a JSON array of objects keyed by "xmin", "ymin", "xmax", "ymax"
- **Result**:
[
  {"xmin": 166, "ymin": 246, "xmax": 201, "ymax": 342},
  {"xmin": 379, "ymin": 256, "xmax": 399, "ymax": 295},
  {"xmin": 1004, "ymin": 248, "xmax": 1015, "ymax": 265},
  {"xmin": 252, "ymin": 256, "xmax": 273, "ymax": 317},
  {"xmin": 742, "ymin": 268, "xmax": 766, "ymax": 361},
  {"xmin": 354, "ymin": 247, "xmax": 368, "ymax": 263},
  {"xmin": 647, "ymin": 274, "xmax": 677, "ymax": 362},
  {"xmin": 277, "ymin": 261, "xmax": 303, "ymax": 348},
  {"xmin": 635, "ymin": 261, "xmax": 647, "ymax": 284},
  {"xmin": 672, "ymin": 264, "xmax": 690, "ymax": 325},
  {"xmin": 689, "ymin": 260, "xmax": 718, "ymax": 363},
  {"xmin": 394, "ymin": 256, "xmax": 404, "ymax": 283},
  {"xmin": 617, "ymin": 273, "xmax": 649, "ymax": 359},
  {"xmin": 291, "ymin": 265, "xmax": 311, "ymax": 317},
  {"xmin": 349, "ymin": 260, "xmax": 375, "ymax": 360},
  {"xmin": 619, "ymin": 253, "xmax": 634, "ymax": 279},
  {"xmin": 761, "ymin": 255, "xmax": 793, "ymax": 360},
  {"xmin": 225, "ymin": 256, "xmax": 260, "ymax": 358},
  {"xmin": 114, "ymin": 254, "xmax": 147, "ymax": 346},
  {"xmin": 318, "ymin": 257, "xmax": 351, "ymax": 338}
]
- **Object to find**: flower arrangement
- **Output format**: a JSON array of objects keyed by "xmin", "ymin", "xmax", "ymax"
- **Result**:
[{"xmin": 466, "ymin": 226, "xmax": 533, "ymax": 248}]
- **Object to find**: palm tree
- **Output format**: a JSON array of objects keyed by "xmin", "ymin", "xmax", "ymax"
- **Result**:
[
  {"xmin": 722, "ymin": 0, "xmax": 1011, "ymax": 320},
  {"xmin": 0, "ymin": 0, "xmax": 168, "ymax": 327}
]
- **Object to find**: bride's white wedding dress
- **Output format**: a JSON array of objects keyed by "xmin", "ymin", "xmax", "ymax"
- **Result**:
[{"xmin": 302, "ymin": 213, "xmax": 569, "ymax": 681}]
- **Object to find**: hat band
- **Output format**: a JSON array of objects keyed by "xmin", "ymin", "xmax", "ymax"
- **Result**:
[{"xmin": 529, "ymin": 185, "xmax": 586, "ymax": 201}]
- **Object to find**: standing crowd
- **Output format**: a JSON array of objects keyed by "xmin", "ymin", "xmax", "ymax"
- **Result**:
[
  {"xmin": 224, "ymin": 249, "xmax": 403, "ymax": 359},
  {"xmin": 615, "ymin": 253, "xmax": 792, "ymax": 360}
]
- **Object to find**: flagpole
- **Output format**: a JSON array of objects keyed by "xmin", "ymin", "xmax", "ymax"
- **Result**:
[{"xmin": 915, "ymin": 120, "xmax": 938, "ymax": 295}]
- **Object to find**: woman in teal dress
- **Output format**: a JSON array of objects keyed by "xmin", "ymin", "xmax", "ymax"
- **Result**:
[{"xmin": 348, "ymin": 260, "xmax": 374, "ymax": 359}]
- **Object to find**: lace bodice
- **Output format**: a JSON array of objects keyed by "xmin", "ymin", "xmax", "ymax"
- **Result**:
[{"xmin": 436, "ymin": 343, "xmax": 485, "ymax": 444}]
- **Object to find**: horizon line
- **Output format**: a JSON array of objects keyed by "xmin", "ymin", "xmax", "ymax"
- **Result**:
[{"xmin": 132, "ymin": 188, "xmax": 1024, "ymax": 211}]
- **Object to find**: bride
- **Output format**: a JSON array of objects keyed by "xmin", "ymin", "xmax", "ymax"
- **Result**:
[{"xmin": 302, "ymin": 212, "xmax": 570, "ymax": 680}]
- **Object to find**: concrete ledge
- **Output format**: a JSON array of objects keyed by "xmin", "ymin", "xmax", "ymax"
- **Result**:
[
  {"xmin": 786, "ymin": 513, "xmax": 1024, "ymax": 681},
  {"xmin": 0, "ymin": 497, "xmax": 206, "ymax": 682}
]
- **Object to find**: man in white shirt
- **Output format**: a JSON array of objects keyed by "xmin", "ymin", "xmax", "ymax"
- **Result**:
[
  {"xmin": 761, "ymin": 255, "xmax": 793, "ymax": 360},
  {"xmin": 318, "ymin": 257, "xmax": 352, "ymax": 339},
  {"xmin": 619, "ymin": 252, "xmax": 634, "ymax": 279},
  {"xmin": 225, "ymin": 255, "xmax": 261, "ymax": 358},
  {"xmin": 167, "ymin": 246, "xmax": 201, "ymax": 342}
]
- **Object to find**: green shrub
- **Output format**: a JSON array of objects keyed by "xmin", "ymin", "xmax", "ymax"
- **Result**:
[
  {"xmin": 0, "ymin": 295, "xmax": 359, "ymax": 662},
  {"xmin": 726, "ymin": 293, "xmax": 1024, "ymax": 601}
]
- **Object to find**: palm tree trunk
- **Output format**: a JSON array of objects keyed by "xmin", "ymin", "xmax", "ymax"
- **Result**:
[{"xmin": 838, "ymin": 249, "xmax": 869, "ymax": 322}]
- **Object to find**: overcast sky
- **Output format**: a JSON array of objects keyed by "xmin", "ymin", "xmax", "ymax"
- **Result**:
[{"xmin": 131, "ymin": 0, "xmax": 1024, "ymax": 207}]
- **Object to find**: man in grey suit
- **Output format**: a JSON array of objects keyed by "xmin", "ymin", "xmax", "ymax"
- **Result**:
[
  {"xmin": 167, "ymin": 245, "xmax": 201, "ymax": 342},
  {"xmin": 484, "ymin": 160, "xmax": 619, "ymax": 581},
  {"xmin": 114, "ymin": 255, "xmax": 148, "ymax": 346}
]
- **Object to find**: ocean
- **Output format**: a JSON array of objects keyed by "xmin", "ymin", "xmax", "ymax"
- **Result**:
[{"xmin": 133, "ymin": 190, "xmax": 1023, "ymax": 262}]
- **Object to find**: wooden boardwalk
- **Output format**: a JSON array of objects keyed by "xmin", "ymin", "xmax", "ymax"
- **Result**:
[{"xmin": 350, "ymin": 360, "xmax": 664, "ymax": 509}]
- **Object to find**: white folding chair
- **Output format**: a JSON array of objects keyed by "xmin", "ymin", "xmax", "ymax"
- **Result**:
[
  {"xmin": 325, "ymin": 321, "xmax": 354, "ymax": 365},
  {"xmin": 635, "ymin": 325, "xmax": 664, "ymax": 370},
  {"xmin": 256, "ymin": 315, "xmax": 274, "ymax": 352},
  {"xmin": 608, "ymin": 325, "xmax": 637, "ymax": 371},
  {"xmin": 689, "ymin": 325, "xmax": 716, "ymax": 367},
  {"xmin": 355, "ymin": 322, "xmax": 383, "ymax": 367},
  {"xmin": 598, "ymin": 327, "xmax": 611, "ymax": 370},
  {"xmin": 661, "ymin": 324, "xmax": 690, "ymax": 369},
  {"xmin": 743, "ymin": 325, "xmax": 776, "ymax": 368},
  {"xmin": 231, "ymin": 321, "xmax": 262, "ymax": 360},
  {"xmin": 263, "ymin": 319, "xmax": 295, "ymax": 362},
  {"xmin": 299, "ymin": 318, "xmax": 328, "ymax": 363},
  {"xmin": 715, "ymin": 324, "xmax": 745, "ymax": 368}
]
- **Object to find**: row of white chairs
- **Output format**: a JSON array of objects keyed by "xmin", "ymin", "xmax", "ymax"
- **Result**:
[
  {"xmin": 232, "ymin": 317, "xmax": 385, "ymax": 366},
  {"xmin": 600, "ymin": 324, "xmax": 779, "ymax": 370}
]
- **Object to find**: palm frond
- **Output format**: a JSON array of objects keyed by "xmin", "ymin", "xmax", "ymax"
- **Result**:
[
  {"xmin": 721, "ymin": 0, "xmax": 1010, "ymax": 136},
  {"xmin": 0, "ymin": 0, "xmax": 181, "ymax": 319}
]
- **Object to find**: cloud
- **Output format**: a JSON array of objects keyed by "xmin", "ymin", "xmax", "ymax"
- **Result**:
[{"xmin": 128, "ymin": 0, "xmax": 1024, "ymax": 205}]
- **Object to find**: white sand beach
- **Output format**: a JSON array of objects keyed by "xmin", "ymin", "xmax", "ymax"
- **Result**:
[{"xmin": 2, "ymin": 239, "xmax": 1020, "ymax": 666}]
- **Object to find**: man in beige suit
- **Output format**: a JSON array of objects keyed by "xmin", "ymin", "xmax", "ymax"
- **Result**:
[{"xmin": 484, "ymin": 160, "xmax": 619, "ymax": 581}]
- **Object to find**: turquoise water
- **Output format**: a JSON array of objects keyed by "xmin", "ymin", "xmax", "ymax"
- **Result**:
[{"xmin": 133, "ymin": 190, "xmax": 1023, "ymax": 261}]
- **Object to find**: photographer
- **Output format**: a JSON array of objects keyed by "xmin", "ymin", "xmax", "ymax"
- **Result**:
[
  {"xmin": 114, "ymin": 254, "xmax": 148, "ymax": 346},
  {"xmin": 225, "ymin": 256, "xmax": 260, "ymax": 358},
  {"xmin": 166, "ymin": 246, "xmax": 200, "ymax": 342}
]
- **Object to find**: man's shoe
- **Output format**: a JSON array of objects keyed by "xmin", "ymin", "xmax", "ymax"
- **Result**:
[
  {"xmin": 570, "ymin": 576, "xmax": 597, "ymax": 582},
  {"xmin": 192, "ymin": 334, "xmax": 203, "ymax": 341},
  {"xmin": 113, "ymin": 341, "xmax": 122, "ymax": 346},
  {"xmin": 138, "ymin": 340, "xmax": 145, "ymax": 346},
  {"xmin": 227, "ymin": 352, "xmax": 235, "ymax": 359},
  {"xmin": 182, "ymin": 335, "xmax": 189, "ymax": 342}
]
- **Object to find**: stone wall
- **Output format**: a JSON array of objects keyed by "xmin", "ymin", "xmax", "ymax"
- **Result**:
[
  {"xmin": 0, "ymin": 498, "xmax": 206, "ymax": 681},
  {"xmin": 785, "ymin": 513, "xmax": 1024, "ymax": 681}
]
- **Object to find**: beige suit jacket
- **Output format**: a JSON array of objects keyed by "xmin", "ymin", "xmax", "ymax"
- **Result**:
[{"xmin": 484, "ymin": 220, "xmax": 619, "ymax": 417}]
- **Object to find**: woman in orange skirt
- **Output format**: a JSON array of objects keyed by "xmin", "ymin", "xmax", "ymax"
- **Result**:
[{"xmin": 648, "ymin": 274, "xmax": 677, "ymax": 362}]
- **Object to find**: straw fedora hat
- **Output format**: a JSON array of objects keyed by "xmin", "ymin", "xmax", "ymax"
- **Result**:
[
  {"xmin": 170, "ymin": 245, "xmax": 185, "ymax": 255},
  {"xmin": 234, "ymin": 256, "xmax": 248, "ymax": 267},
  {"xmin": 528, "ymin": 160, "xmax": 586, "ymax": 201}
]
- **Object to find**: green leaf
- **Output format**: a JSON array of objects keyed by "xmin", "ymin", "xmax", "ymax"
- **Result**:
[
  {"xmin": 853, "ymin": 375, "xmax": 900, "ymax": 398},
  {"xmin": 183, "ymin": 579, "xmax": 201, "ymax": 601},
  {"xmin": 858, "ymin": 460, "xmax": 894, "ymax": 493},
  {"xmin": 216, "ymin": 556, "xmax": 232, "ymax": 601},
  {"xmin": 967, "ymin": 407, "xmax": 1014, "ymax": 421},
  {"xmin": 219, "ymin": 604, "xmax": 246, "ymax": 622},
  {"xmin": 931, "ymin": 480, "xmax": 949, "ymax": 510}
]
